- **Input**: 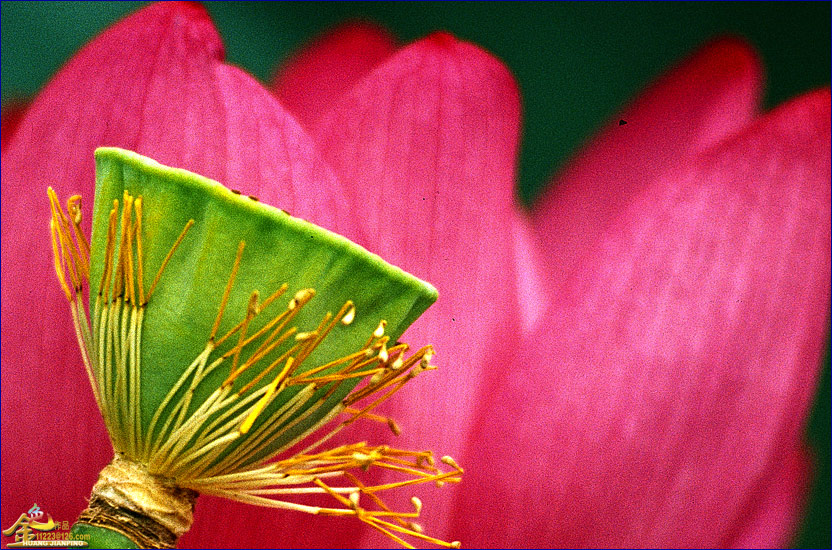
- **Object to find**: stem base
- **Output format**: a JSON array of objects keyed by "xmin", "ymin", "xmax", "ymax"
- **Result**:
[{"xmin": 72, "ymin": 456, "xmax": 197, "ymax": 548}]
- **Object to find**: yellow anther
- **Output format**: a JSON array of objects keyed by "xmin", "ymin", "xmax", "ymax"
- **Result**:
[
  {"xmin": 411, "ymin": 497, "xmax": 422, "ymax": 515},
  {"xmin": 248, "ymin": 290, "xmax": 261, "ymax": 316},
  {"xmin": 295, "ymin": 331, "xmax": 318, "ymax": 342},
  {"xmin": 353, "ymin": 453, "xmax": 371, "ymax": 467},
  {"xmin": 440, "ymin": 456, "xmax": 461, "ymax": 471},
  {"xmin": 239, "ymin": 382, "xmax": 277, "ymax": 434},
  {"xmin": 269, "ymin": 357, "xmax": 295, "ymax": 391},
  {"xmin": 378, "ymin": 344, "xmax": 389, "ymax": 364},
  {"xmin": 341, "ymin": 304, "xmax": 356, "ymax": 325},
  {"xmin": 288, "ymin": 288, "xmax": 315, "ymax": 310},
  {"xmin": 388, "ymin": 418, "xmax": 401, "ymax": 436},
  {"xmin": 353, "ymin": 448, "xmax": 383, "ymax": 469},
  {"xmin": 419, "ymin": 351, "xmax": 434, "ymax": 370},
  {"xmin": 373, "ymin": 320, "xmax": 387, "ymax": 338},
  {"xmin": 391, "ymin": 355, "xmax": 404, "ymax": 370},
  {"xmin": 67, "ymin": 195, "xmax": 83, "ymax": 224}
]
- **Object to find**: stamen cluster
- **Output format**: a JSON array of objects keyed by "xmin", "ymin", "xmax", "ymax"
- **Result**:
[{"xmin": 48, "ymin": 188, "xmax": 461, "ymax": 548}]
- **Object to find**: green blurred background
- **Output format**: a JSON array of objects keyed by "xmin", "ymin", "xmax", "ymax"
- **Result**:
[{"xmin": 2, "ymin": 2, "xmax": 829, "ymax": 546}]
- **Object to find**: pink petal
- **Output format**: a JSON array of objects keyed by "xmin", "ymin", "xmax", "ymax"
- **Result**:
[
  {"xmin": 187, "ymin": 495, "xmax": 361, "ymax": 549},
  {"xmin": 532, "ymin": 38, "xmax": 763, "ymax": 292},
  {"xmin": 452, "ymin": 89, "xmax": 830, "ymax": 547},
  {"xmin": 308, "ymin": 33, "xmax": 524, "ymax": 540},
  {"xmin": 1, "ymin": 101, "xmax": 28, "ymax": 151},
  {"xmin": 272, "ymin": 21, "xmax": 397, "ymax": 128},
  {"xmin": 1, "ymin": 3, "xmax": 361, "ymax": 548},
  {"xmin": 723, "ymin": 445, "xmax": 811, "ymax": 548},
  {"xmin": 512, "ymin": 211, "xmax": 550, "ymax": 332}
]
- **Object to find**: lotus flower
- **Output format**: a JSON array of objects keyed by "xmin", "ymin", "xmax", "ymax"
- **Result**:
[{"xmin": 2, "ymin": 2, "xmax": 828, "ymax": 549}]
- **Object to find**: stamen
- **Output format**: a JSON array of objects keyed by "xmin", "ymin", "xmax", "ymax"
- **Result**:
[
  {"xmin": 238, "ymin": 356, "xmax": 293, "ymax": 435},
  {"xmin": 287, "ymin": 347, "xmax": 378, "ymax": 384},
  {"xmin": 239, "ymin": 384, "xmax": 274, "ymax": 435},
  {"xmin": 343, "ymin": 407, "xmax": 402, "ymax": 436},
  {"xmin": 47, "ymin": 189, "xmax": 101, "ymax": 415},
  {"xmin": 66, "ymin": 194, "xmax": 90, "ymax": 279},
  {"xmin": 50, "ymin": 218, "xmax": 73, "ymax": 301},
  {"xmin": 374, "ymin": 320, "xmax": 387, "ymax": 338},
  {"xmin": 99, "ymin": 204, "xmax": 119, "ymax": 301},
  {"xmin": 230, "ymin": 291, "xmax": 260, "ymax": 375},
  {"xmin": 48, "ymin": 188, "xmax": 85, "ymax": 293},
  {"xmin": 49, "ymin": 202, "xmax": 81, "ymax": 294},
  {"xmin": 134, "ymin": 197, "xmax": 146, "ymax": 306},
  {"xmin": 441, "ymin": 456, "xmax": 462, "ymax": 472},
  {"xmin": 146, "ymin": 218, "xmax": 195, "ymax": 303},
  {"xmin": 124, "ymin": 200, "xmax": 136, "ymax": 305},
  {"xmin": 288, "ymin": 288, "xmax": 315, "ymax": 311},
  {"xmin": 227, "ymin": 338, "xmax": 300, "ymax": 393},
  {"xmin": 307, "ymin": 469, "xmax": 462, "ymax": 548},
  {"xmin": 342, "ymin": 304, "xmax": 356, "ymax": 325},
  {"xmin": 112, "ymin": 191, "xmax": 134, "ymax": 301}
]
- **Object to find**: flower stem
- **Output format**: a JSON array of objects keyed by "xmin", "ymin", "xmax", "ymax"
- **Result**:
[
  {"xmin": 70, "ymin": 455, "xmax": 197, "ymax": 548},
  {"xmin": 69, "ymin": 522, "xmax": 140, "ymax": 549}
]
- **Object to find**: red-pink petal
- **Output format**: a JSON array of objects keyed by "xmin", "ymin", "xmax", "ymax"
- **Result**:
[
  {"xmin": 532, "ymin": 38, "xmax": 763, "ymax": 292},
  {"xmin": 1, "ymin": 101, "xmax": 28, "ymax": 152},
  {"xmin": 1, "ymin": 3, "xmax": 360, "ymax": 548},
  {"xmin": 452, "ymin": 89, "xmax": 830, "ymax": 547},
  {"xmin": 723, "ymin": 445, "xmax": 811, "ymax": 548},
  {"xmin": 511, "ymin": 211, "xmax": 551, "ymax": 332},
  {"xmin": 273, "ymin": 21, "xmax": 397, "ymax": 128},
  {"xmin": 308, "ymin": 33, "xmax": 524, "ymax": 540}
]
